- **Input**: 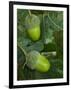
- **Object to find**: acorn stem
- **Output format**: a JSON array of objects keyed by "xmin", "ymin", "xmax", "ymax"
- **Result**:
[{"xmin": 28, "ymin": 10, "xmax": 32, "ymax": 17}]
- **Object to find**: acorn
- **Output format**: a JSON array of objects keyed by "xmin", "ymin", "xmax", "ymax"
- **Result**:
[
  {"xmin": 26, "ymin": 51, "xmax": 50, "ymax": 72},
  {"xmin": 25, "ymin": 14, "xmax": 40, "ymax": 41}
]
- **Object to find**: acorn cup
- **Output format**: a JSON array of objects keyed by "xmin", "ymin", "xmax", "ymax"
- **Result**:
[
  {"xmin": 25, "ymin": 14, "xmax": 40, "ymax": 41},
  {"xmin": 26, "ymin": 51, "xmax": 50, "ymax": 73}
]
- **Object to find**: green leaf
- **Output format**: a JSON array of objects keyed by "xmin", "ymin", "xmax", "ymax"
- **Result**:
[
  {"xmin": 17, "ymin": 9, "xmax": 28, "ymax": 26},
  {"xmin": 45, "ymin": 58, "xmax": 63, "ymax": 78},
  {"xmin": 17, "ymin": 47, "xmax": 26, "ymax": 65},
  {"xmin": 27, "ymin": 40, "xmax": 44, "ymax": 52}
]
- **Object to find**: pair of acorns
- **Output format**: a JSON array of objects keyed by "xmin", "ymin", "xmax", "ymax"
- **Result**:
[{"xmin": 25, "ymin": 14, "xmax": 50, "ymax": 73}]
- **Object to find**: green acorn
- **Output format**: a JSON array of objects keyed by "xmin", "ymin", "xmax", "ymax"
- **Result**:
[
  {"xmin": 26, "ymin": 51, "xmax": 50, "ymax": 72},
  {"xmin": 25, "ymin": 14, "xmax": 40, "ymax": 41}
]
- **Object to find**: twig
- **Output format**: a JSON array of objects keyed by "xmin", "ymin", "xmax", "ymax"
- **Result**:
[
  {"xmin": 17, "ymin": 43, "xmax": 27, "ymax": 56},
  {"xmin": 41, "ymin": 51, "xmax": 56, "ymax": 56},
  {"xmin": 42, "ymin": 13, "xmax": 46, "ymax": 43},
  {"xmin": 17, "ymin": 43, "xmax": 28, "ymax": 69},
  {"xmin": 22, "ymin": 60, "xmax": 27, "ymax": 69}
]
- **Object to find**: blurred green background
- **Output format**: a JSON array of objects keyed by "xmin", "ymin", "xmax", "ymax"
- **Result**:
[{"xmin": 17, "ymin": 9, "xmax": 63, "ymax": 80}]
